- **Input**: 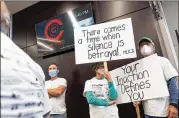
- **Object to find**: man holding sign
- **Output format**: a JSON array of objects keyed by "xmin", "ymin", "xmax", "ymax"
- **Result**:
[
  {"xmin": 133, "ymin": 37, "xmax": 178, "ymax": 118},
  {"xmin": 83, "ymin": 62, "xmax": 119, "ymax": 118}
]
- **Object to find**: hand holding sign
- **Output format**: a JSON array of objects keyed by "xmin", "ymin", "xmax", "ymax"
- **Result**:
[
  {"xmin": 133, "ymin": 101, "xmax": 141, "ymax": 107},
  {"xmin": 104, "ymin": 72, "xmax": 112, "ymax": 82}
]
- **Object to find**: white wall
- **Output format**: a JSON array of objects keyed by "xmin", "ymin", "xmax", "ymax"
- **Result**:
[{"xmin": 162, "ymin": 1, "xmax": 178, "ymax": 59}]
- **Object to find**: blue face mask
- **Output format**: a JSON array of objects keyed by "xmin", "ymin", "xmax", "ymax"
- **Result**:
[{"xmin": 49, "ymin": 69, "xmax": 58, "ymax": 77}]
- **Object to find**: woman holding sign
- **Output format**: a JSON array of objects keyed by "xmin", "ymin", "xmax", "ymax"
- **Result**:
[{"xmin": 83, "ymin": 62, "xmax": 119, "ymax": 118}]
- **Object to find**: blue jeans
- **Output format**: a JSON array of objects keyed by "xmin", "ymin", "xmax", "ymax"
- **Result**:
[
  {"xmin": 145, "ymin": 115, "xmax": 167, "ymax": 118},
  {"xmin": 50, "ymin": 113, "xmax": 67, "ymax": 118}
]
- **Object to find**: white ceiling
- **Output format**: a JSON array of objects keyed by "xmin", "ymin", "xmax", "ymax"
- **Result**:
[{"xmin": 5, "ymin": 1, "xmax": 39, "ymax": 14}]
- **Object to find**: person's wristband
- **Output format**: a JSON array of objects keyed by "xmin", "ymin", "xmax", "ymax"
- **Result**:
[{"xmin": 170, "ymin": 103, "xmax": 178, "ymax": 109}]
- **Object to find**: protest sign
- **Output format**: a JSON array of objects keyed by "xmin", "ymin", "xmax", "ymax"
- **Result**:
[
  {"xmin": 110, "ymin": 54, "xmax": 169, "ymax": 104},
  {"xmin": 74, "ymin": 18, "xmax": 136, "ymax": 64}
]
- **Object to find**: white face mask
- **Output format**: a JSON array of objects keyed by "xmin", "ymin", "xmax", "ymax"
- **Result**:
[
  {"xmin": 97, "ymin": 69, "xmax": 105, "ymax": 75},
  {"xmin": 140, "ymin": 45, "xmax": 153, "ymax": 56}
]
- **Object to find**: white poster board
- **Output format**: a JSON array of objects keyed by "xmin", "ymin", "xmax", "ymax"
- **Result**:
[
  {"xmin": 74, "ymin": 18, "xmax": 136, "ymax": 64},
  {"xmin": 110, "ymin": 54, "xmax": 169, "ymax": 104}
]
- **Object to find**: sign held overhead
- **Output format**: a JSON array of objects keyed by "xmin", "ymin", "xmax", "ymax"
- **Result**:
[{"xmin": 74, "ymin": 18, "xmax": 137, "ymax": 64}]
